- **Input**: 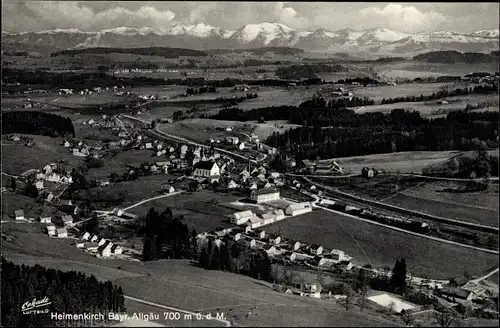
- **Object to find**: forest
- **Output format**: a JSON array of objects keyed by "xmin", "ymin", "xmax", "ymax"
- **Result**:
[
  {"xmin": 1, "ymin": 257, "xmax": 126, "ymax": 327},
  {"xmin": 254, "ymin": 100, "xmax": 499, "ymax": 164},
  {"xmin": 2, "ymin": 111, "xmax": 75, "ymax": 137},
  {"xmin": 413, "ymin": 50, "xmax": 499, "ymax": 64}
]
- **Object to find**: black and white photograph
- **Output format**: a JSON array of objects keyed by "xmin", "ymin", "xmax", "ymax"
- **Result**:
[{"xmin": 1, "ymin": 1, "xmax": 499, "ymax": 327}]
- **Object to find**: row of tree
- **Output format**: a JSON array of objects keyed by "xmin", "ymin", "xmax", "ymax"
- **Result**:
[
  {"xmin": 380, "ymin": 85, "xmax": 498, "ymax": 105},
  {"xmin": 2, "ymin": 111, "xmax": 75, "ymax": 137},
  {"xmin": 1, "ymin": 257, "xmax": 125, "ymax": 327}
]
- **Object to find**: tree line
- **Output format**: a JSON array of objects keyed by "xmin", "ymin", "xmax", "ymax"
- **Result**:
[
  {"xmin": 51, "ymin": 47, "xmax": 207, "ymax": 58},
  {"xmin": 1, "ymin": 257, "xmax": 125, "ymax": 327},
  {"xmin": 381, "ymin": 84, "xmax": 498, "ymax": 105},
  {"xmin": 141, "ymin": 207, "xmax": 197, "ymax": 261},
  {"xmin": 2, "ymin": 111, "xmax": 75, "ymax": 137}
]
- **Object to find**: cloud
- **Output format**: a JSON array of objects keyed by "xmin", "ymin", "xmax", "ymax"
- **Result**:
[
  {"xmin": 188, "ymin": 3, "xmax": 217, "ymax": 24},
  {"xmin": 21, "ymin": 1, "xmax": 176, "ymax": 32},
  {"xmin": 273, "ymin": 2, "xmax": 309, "ymax": 29},
  {"xmin": 360, "ymin": 4, "xmax": 447, "ymax": 32}
]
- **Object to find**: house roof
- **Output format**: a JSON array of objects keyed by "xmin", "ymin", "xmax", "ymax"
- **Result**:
[
  {"xmin": 248, "ymin": 216, "xmax": 262, "ymax": 224},
  {"xmin": 287, "ymin": 202, "xmax": 310, "ymax": 211},
  {"xmin": 263, "ymin": 244, "xmax": 276, "ymax": 251},
  {"xmin": 251, "ymin": 188, "xmax": 279, "ymax": 196},
  {"xmin": 440, "ymin": 288, "xmax": 472, "ymax": 299},
  {"xmin": 311, "ymin": 244, "xmax": 322, "ymax": 250},
  {"xmin": 273, "ymin": 209, "xmax": 285, "ymax": 216},
  {"xmin": 234, "ymin": 210, "xmax": 254, "ymax": 220},
  {"xmin": 56, "ymin": 228, "xmax": 67, "ymax": 234},
  {"xmin": 111, "ymin": 244, "xmax": 121, "ymax": 252},
  {"xmin": 98, "ymin": 240, "xmax": 112, "ymax": 252},
  {"xmin": 194, "ymin": 161, "xmax": 217, "ymax": 170},
  {"xmin": 15, "ymin": 210, "xmax": 24, "ymax": 217}
]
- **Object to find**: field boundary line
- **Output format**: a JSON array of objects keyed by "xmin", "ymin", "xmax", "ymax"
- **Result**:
[
  {"xmin": 315, "ymin": 205, "xmax": 499, "ymax": 255},
  {"xmin": 124, "ymin": 295, "xmax": 231, "ymax": 327}
]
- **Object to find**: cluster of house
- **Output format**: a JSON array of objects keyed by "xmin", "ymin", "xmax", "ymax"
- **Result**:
[
  {"xmin": 331, "ymin": 87, "xmax": 354, "ymax": 101},
  {"xmin": 30, "ymin": 163, "xmax": 73, "ymax": 188},
  {"xmin": 78, "ymin": 232, "xmax": 123, "ymax": 258},
  {"xmin": 461, "ymin": 72, "xmax": 499, "ymax": 85},
  {"xmin": 434, "ymin": 277, "xmax": 498, "ymax": 308},
  {"xmin": 230, "ymin": 189, "xmax": 312, "ymax": 228},
  {"xmin": 63, "ymin": 139, "xmax": 105, "ymax": 158},
  {"xmin": 81, "ymin": 114, "xmax": 119, "ymax": 129},
  {"xmin": 198, "ymin": 226, "xmax": 353, "ymax": 273},
  {"xmin": 17, "ymin": 210, "xmax": 76, "ymax": 239}
]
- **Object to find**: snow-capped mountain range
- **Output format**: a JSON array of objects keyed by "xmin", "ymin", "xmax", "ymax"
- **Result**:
[{"xmin": 2, "ymin": 23, "xmax": 498, "ymax": 56}]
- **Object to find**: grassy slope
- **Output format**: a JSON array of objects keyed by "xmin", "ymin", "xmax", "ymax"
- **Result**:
[
  {"xmin": 2, "ymin": 223, "xmax": 400, "ymax": 327},
  {"xmin": 264, "ymin": 209, "xmax": 498, "ymax": 279}
]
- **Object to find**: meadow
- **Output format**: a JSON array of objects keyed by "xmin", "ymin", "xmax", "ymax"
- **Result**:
[
  {"xmin": 374, "ymin": 62, "xmax": 500, "ymax": 80},
  {"xmin": 1, "ymin": 134, "xmax": 85, "ymax": 175},
  {"xmin": 264, "ymin": 209, "xmax": 498, "ymax": 279},
  {"xmin": 332, "ymin": 150, "xmax": 465, "ymax": 174}
]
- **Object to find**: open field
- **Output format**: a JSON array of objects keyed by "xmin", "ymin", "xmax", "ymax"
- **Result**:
[
  {"xmin": 355, "ymin": 93, "xmax": 499, "ymax": 117},
  {"xmin": 158, "ymin": 118, "xmax": 300, "ymax": 143},
  {"xmin": 333, "ymin": 151, "xmax": 467, "ymax": 174},
  {"xmin": 264, "ymin": 209, "xmax": 498, "ymax": 279},
  {"xmin": 127, "ymin": 190, "xmax": 240, "ymax": 232},
  {"xmin": 1, "ymin": 193, "xmax": 62, "ymax": 221},
  {"xmin": 86, "ymin": 149, "xmax": 157, "ymax": 180},
  {"xmin": 383, "ymin": 190, "xmax": 499, "ymax": 228},
  {"xmin": 1, "ymin": 134, "xmax": 85, "ymax": 175}
]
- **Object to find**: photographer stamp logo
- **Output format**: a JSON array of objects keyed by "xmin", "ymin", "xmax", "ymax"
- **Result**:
[{"xmin": 22, "ymin": 297, "xmax": 51, "ymax": 315}]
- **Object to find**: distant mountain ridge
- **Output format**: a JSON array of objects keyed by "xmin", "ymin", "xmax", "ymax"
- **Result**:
[{"xmin": 2, "ymin": 23, "xmax": 498, "ymax": 56}]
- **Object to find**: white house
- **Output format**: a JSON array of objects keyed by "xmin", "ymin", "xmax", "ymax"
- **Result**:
[
  {"xmin": 232, "ymin": 210, "xmax": 255, "ymax": 225},
  {"xmin": 15, "ymin": 210, "xmax": 24, "ymax": 220},
  {"xmin": 145, "ymin": 142, "xmax": 153, "ymax": 149},
  {"xmin": 248, "ymin": 216, "xmax": 263, "ymax": 229},
  {"xmin": 81, "ymin": 232, "xmax": 91, "ymax": 241},
  {"xmin": 61, "ymin": 215, "xmax": 73, "ymax": 225},
  {"xmin": 274, "ymin": 209, "xmax": 285, "ymax": 221},
  {"xmin": 35, "ymin": 181, "xmax": 44, "ymax": 190},
  {"xmin": 292, "ymin": 241, "xmax": 301, "ymax": 251},
  {"xmin": 46, "ymin": 225, "xmax": 56, "ymax": 236},
  {"xmin": 98, "ymin": 240, "xmax": 113, "ymax": 257},
  {"xmin": 227, "ymin": 180, "xmax": 238, "ymax": 189},
  {"xmin": 193, "ymin": 161, "xmax": 220, "ymax": 178},
  {"xmin": 238, "ymin": 142, "xmax": 246, "ymax": 150},
  {"xmin": 261, "ymin": 212, "xmax": 277, "ymax": 224},
  {"xmin": 39, "ymin": 216, "xmax": 52, "ymax": 224},
  {"xmin": 285, "ymin": 202, "xmax": 312, "ymax": 216},
  {"xmin": 328, "ymin": 249, "xmax": 350, "ymax": 262},
  {"xmin": 90, "ymin": 235, "xmax": 99, "ymax": 242},
  {"xmin": 63, "ymin": 140, "xmax": 71, "ymax": 148},
  {"xmin": 76, "ymin": 243, "xmax": 85, "ymax": 249},
  {"xmin": 263, "ymin": 245, "xmax": 278, "ymax": 256},
  {"xmin": 269, "ymin": 235, "xmax": 282, "ymax": 245},
  {"xmin": 251, "ymin": 188, "xmax": 280, "ymax": 203},
  {"xmin": 56, "ymin": 228, "xmax": 68, "ymax": 238},
  {"xmin": 234, "ymin": 233, "xmax": 242, "ymax": 241},
  {"xmin": 309, "ymin": 244, "xmax": 324, "ymax": 255},
  {"xmin": 111, "ymin": 244, "xmax": 123, "ymax": 255},
  {"xmin": 162, "ymin": 184, "xmax": 175, "ymax": 194}
]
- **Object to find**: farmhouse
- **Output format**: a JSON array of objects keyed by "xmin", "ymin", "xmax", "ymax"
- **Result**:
[
  {"xmin": 98, "ymin": 238, "xmax": 109, "ymax": 247},
  {"xmin": 227, "ymin": 180, "xmax": 238, "ymax": 189},
  {"xmin": 15, "ymin": 210, "xmax": 25, "ymax": 220},
  {"xmin": 46, "ymin": 225, "xmax": 56, "ymax": 236},
  {"xmin": 238, "ymin": 142, "xmax": 246, "ymax": 150},
  {"xmin": 439, "ymin": 288, "xmax": 475, "ymax": 303},
  {"xmin": 310, "ymin": 244, "xmax": 324, "ymax": 255},
  {"xmin": 232, "ymin": 210, "xmax": 255, "ymax": 225},
  {"xmin": 56, "ymin": 228, "xmax": 68, "ymax": 238},
  {"xmin": 268, "ymin": 234, "xmax": 282, "ymax": 245},
  {"xmin": 263, "ymin": 245, "xmax": 278, "ymax": 256},
  {"xmin": 81, "ymin": 232, "xmax": 91, "ymax": 241},
  {"xmin": 261, "ymin": 211, "xmax": 277, "ymax": 224},
  {"xmin": 248, "ymin": 216, "xmax": 264, "ymax": 229},
  {"xmin": 193, "ymin": 161, "xmax": 220, "ymax": 178},
  {"xmin": 61, "ymin": 215, "xmax": 73, "ymax": 225},
  {"xmin": 328, "ymin": 249, "xmax": 349, "ymax": 262},
  {"xmin": 273, "ymin": 209, "xmax": 285, "ymax": 220},
  {"xmin": 39, "ymin": 216, "xmax": 52, "ymax": 224},
  {"xmin": 111, "ymin": 244, "xmax": 123, "ymax": 255},
  {"xmin": 35, "ymin": 181, "xmax": 44, "ymax": 190},
  {"xmin": 98, "ymin": 241, "xmax": 113, "ymax": 257},
  {"xmin": 250, "ymin": 188, "xmax": 280, "ymax": 203},
  {"xmin": 161, "ymin": 184, "xmax": 175, "ymax": 194},
  {"xmin": 285, "ymin": 203, "xmax": 312, "ymax": 216}
]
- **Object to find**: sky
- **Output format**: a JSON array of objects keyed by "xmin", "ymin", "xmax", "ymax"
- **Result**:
[{"xmin": 2, "ymin": 1, "xmax": 499, "ymax": 34}]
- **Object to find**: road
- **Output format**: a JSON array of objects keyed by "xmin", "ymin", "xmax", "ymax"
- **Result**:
[
  {"xmin": 124, "ymin": 295, "xmax": 232, "ymax": 327},
  {"xmin": 123, "ymin": 191, "xmax": 184, "ymax": 211},
  {"xmin": 469, "ymin": 267, "xmax": 499, "ymax": 284}
]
